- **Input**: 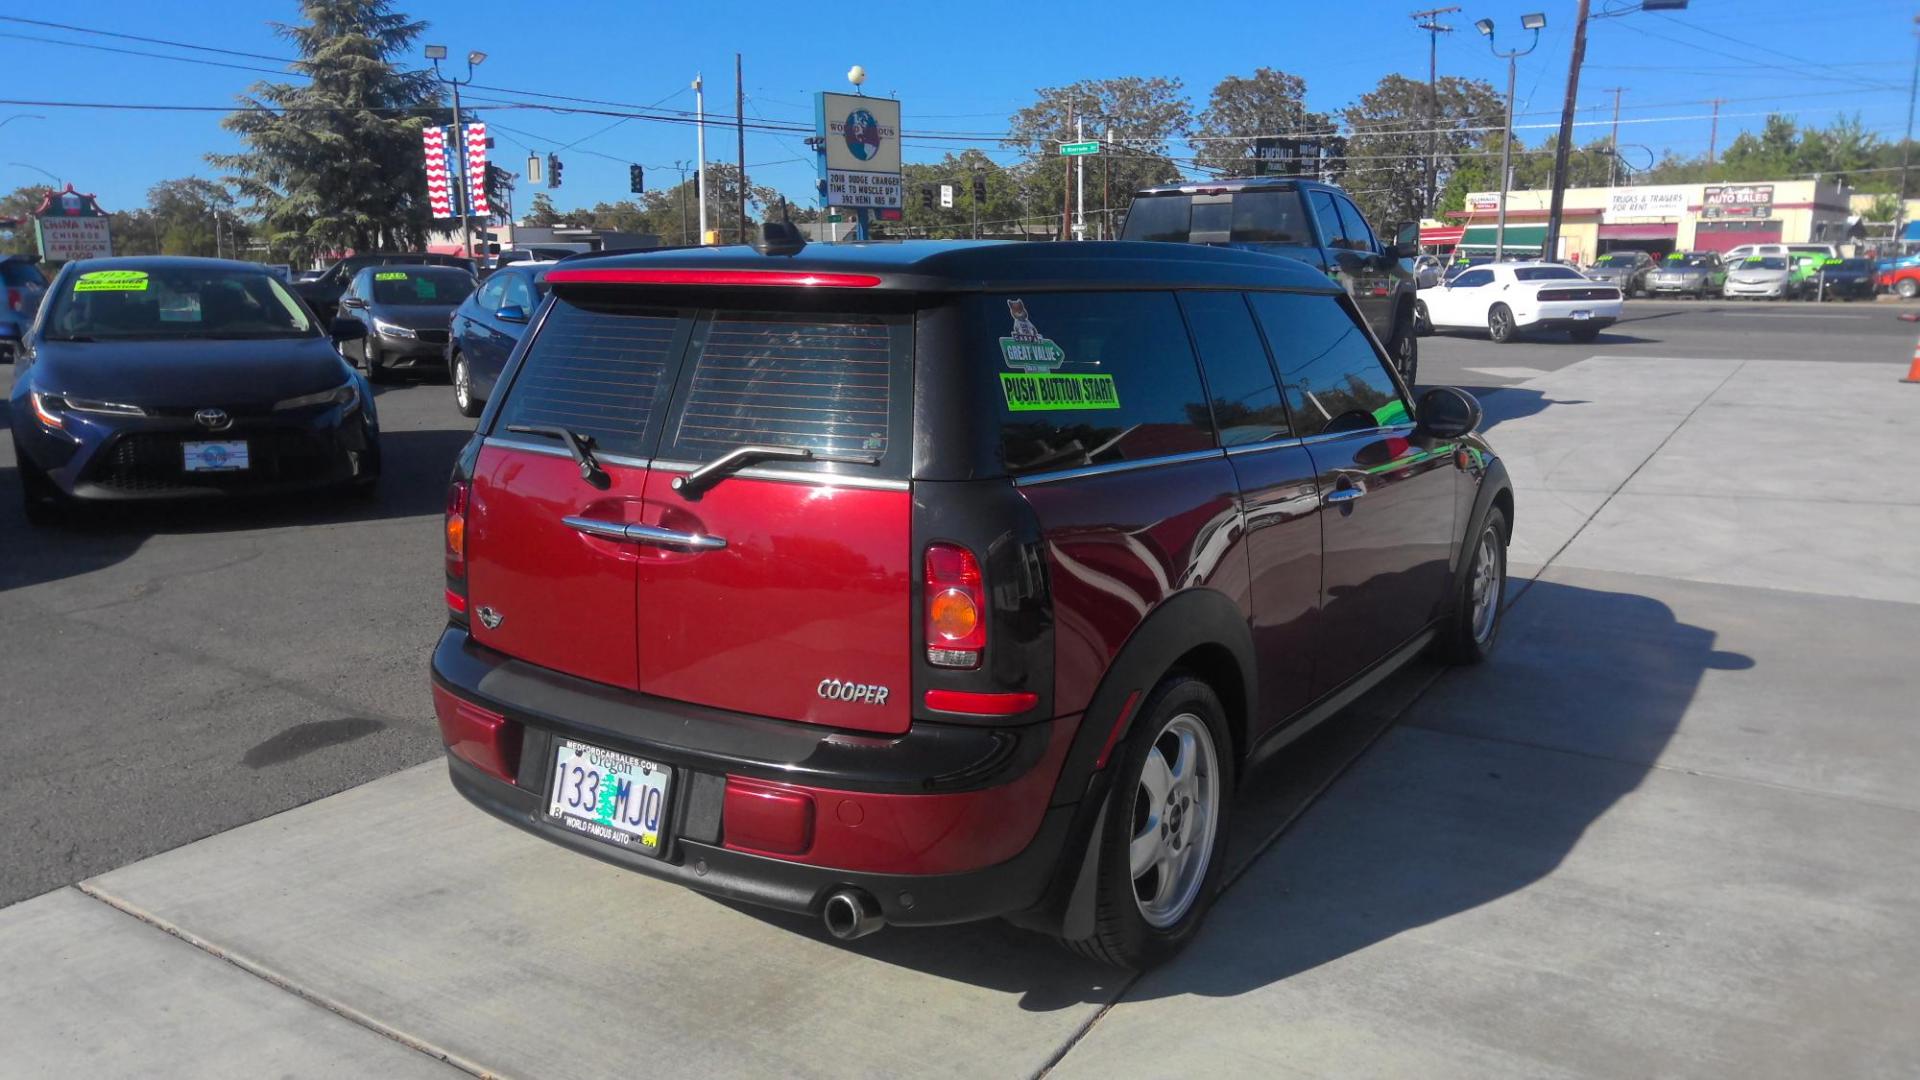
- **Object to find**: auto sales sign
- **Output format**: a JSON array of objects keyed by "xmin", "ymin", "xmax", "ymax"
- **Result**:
[
  {"xmin": 1702, "ymin": 184, "xmax": 1773, "ymax": 220},
  {"xmin": 32, "ymin": 185, "xmax": 113, "ymax": 261},
  {"xmin": 817, "ymin": 92, "xmax": 902, "ymax": 210}
]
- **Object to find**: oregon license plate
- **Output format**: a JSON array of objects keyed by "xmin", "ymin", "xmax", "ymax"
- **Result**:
[
  {"xmin": 546, "ymin": 739, "xmax": 671, "ymax": 856},
  {"xmin": 182, "ymin": 440, "xmax": 249, "ymax": 471}
]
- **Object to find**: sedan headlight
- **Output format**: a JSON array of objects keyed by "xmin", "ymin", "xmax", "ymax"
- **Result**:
[
  {"xmin": 273, "ymin": 382, "xmax": 361, "ymax": 412},
  {"xmin": 372, "ymin": 318, "xmax": 417, "ymax": 339},
  {"xmin": 30, "ymin": 390, "xmax": 149, "ymax": 428}
]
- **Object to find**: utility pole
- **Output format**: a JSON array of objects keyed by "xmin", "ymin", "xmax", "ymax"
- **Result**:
[
  {"xmin": 694, "ymin": 73, "xmax": 708, "ymax": 244},
  {"xmin": 1412, "ymin": 7, "xmax": 1459, "ymax": 215},
  {"xmin": 1542, "ymin": 0, "xmax": 1591, "ymax": 264},
  {"xmin": 1898, "ymin": 17, "xmax": 1920, "ymax": 249},
  {"xmin": 736, "ymin": 54, "xmax": 747, "ymax": 242},
  {"xmin": 426, "ymin": 46, "xmax": 487, "ymax": 263},
  {"xmin": 1104, "ymin": 126, "xmax": 1113, "ymax": 239},
  {"xmin": 1708, "ymin": 97, "xmax": 1724, "ymax": 163},
  {"xmin": 674, "ymin": 160, "xmax": 689, "ymax": 245},
  {"xmin": 1074, "ymin": 115, "xmax": 1086, "ymax": 241},
  {"xmin": 1061, "ymin": 104, "xmax": 1073, "ymax": 241},
  {"xmin": 1603, "ymin": 87, "xmax": 1626, "ymax": 188}
]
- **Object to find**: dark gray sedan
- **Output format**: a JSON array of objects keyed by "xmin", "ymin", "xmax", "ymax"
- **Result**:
[
  {"xmin": 334, "ymin": 264, "xmax": 476, "ymax": 383},
  {"xmin": 1646, "ymin": 252, "xmax": 1727, "ymax": 298}
]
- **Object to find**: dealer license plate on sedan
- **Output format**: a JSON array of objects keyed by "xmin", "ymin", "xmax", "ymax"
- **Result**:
[
  {"xmin": 182, "ymin": 440, "xmax": 249, "ymax": 472},
  {"xmin": 546, "ymin": 738, "xmax": 671, "ymax": 856}
]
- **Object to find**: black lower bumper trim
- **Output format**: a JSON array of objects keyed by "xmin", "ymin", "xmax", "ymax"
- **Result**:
[{"xmin": 446, "ymin": 753, "xmax": 1077, "ymax": 927}]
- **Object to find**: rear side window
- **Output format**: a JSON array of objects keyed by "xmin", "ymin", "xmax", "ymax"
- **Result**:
[
  {"xmin": 1248, "ymin": 293, "xmax": 1408, "ymax": 437},
  {"xmin": 975, "ymin": 291, "xmax": 1214, "ymax": 476},
  {"xmin": 1333, "ymin": 197, "xmax": 1377, "ymax": 252},
  {"xmin": 493, "ymin": 299, "xmax": 681, "ymax": 457},
  {"xmin": 663, "ymin": 312, "xmax": 904, "ymax": 466},
  {"xmin": 1178, "ymin": 291, "xmax": 1291, "ymax": 446},
  {"xmin": 1120, "ymin": 195, "xmax": 1193, "ymax": 242},
  {"xmin": 1308, "ymin": 191, "xmax": 1344, "ymax": 250},
  {"xmin": 1230, "ymin": 190, "xmax": 1310, "ymax": 244}
]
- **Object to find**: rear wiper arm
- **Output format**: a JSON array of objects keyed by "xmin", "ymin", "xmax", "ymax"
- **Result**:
[
  {"xmin": 507, "ymin": 424, "xmax": 610, "ymax": 489},
  {"xmin": 672, "ymin": 444, "xmax": 878, "ymax": 498}
]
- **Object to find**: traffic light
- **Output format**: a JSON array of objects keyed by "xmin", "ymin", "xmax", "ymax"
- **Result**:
[
  {"xmin": 692, "ymin": 171, "xmax": 701, "ymax": 198},
  {"xmin": 547, "ymin": 154, "xmax": 563, "ymax": 189},
  {"xmin": 629, "ymin": 164, "xmax": 644, "ymax": 194},
  {"xmin": 920, "ymin": 185, "xmax": 934, "ymax": 211},
  {"xmin": 972, "ymin": 172, "xmax": 987, "ymax": 203}
]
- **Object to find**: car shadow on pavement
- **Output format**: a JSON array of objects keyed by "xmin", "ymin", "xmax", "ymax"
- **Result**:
[
  {"xmin": 0, "ymin": 401, "xmax": 474, "ymax": 593},
  {"xmin": 732, "ymin": 577, "xmax": 1747, "ymax": 1012},
  {"xmin": 1450, "ymin": 386, "xmax": 1591, "ymax": 429}
]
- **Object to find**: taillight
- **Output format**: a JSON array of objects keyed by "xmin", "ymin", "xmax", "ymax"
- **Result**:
[
  {"xmin": 5, "ymin": 288, "xmax": 21, "ymax": 313},
  {"xmin": 925, "ymin": 543, "xmax": 985, "ymax": 668},
  {"xmin": 445, "ymin": 480, "xmax": 470, "ymax": 619}
]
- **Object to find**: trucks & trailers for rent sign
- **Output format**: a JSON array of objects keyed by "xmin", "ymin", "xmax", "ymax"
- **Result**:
[{"xmin": 818, "ymin": 92, "xmax": 902, "ymax": 210}]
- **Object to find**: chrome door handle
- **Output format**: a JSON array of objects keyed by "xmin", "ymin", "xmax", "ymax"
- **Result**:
[
  {"xmin": 1325, "ymin": 486, "xmax": 1366, "ymax": 505},
  {"xmin": 563, "ymin": 516, "xmax": 726, "ymax": 551}
]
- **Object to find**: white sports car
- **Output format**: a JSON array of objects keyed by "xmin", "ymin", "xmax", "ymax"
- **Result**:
[{"xmin": 1416, "ymin": 261, "xmax": 1624, "ymax": 344}]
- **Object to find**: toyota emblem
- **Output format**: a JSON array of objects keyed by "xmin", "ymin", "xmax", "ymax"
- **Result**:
[{"xmin": 194, "ymin": 408, "xmax": 232, "ymax": 431}]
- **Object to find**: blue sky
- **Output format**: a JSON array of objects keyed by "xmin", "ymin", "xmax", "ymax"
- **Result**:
[{"xmin": 2, "ymin": 0, "xmax": 1915, "ymax": 214}]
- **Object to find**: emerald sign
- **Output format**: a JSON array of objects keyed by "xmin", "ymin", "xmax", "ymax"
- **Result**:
[{"xmin": 1058, "ymin": 141, "xmax": 1100, "ymax": 156}]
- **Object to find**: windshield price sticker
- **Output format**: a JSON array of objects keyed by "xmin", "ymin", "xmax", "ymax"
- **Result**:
[
  {"xmin": 1001, "ymin": 373, "xmax": 1120, "ymax": 412},
  {"xmin": 374, "ymin": 271, "xmax": 409, "ymax": 281},
  {"xmin": 74, "ymin": 270, "xmax": 149, "ymax": 292}
]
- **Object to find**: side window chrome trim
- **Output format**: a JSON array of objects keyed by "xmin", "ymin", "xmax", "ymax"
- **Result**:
[
  {"xmin": 1223, "ymin": 424, "xmax": 1415, "ymax": 458},
  {"xmin": 649, "ymin": 457, "xmax": 908, "ymax": 491},
  {"xmin": 1012, "ymin": 448, "xmax": 1227, "ymax": 488},
  {"xmin": 482, "ymin": 436, "xmax": 650, "ymax": 470}
]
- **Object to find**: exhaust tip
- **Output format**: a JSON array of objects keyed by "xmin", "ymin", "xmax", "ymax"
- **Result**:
[{"xmin": 822, "ymin": 888, "xmax": 884, "ymax": 941}]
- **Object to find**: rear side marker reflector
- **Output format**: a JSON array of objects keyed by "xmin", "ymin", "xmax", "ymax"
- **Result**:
[
  {"xmin": 924, "ymin": 689, "xmax": 1039, "ymax": 717},
  {"xmin": 432, "ymin": 685, "xmax": 520, "ymax": 784},
  {"xmin": 544, "ymin": 268, "xmax": 882, "ymax": 289},
  {"xmin": 1094, "ymin": 689, "xmax": 1143, "ymax": 769},
  {"xmin": 444, "ymin": 588, "xmax": 468, "ymax": 615}
]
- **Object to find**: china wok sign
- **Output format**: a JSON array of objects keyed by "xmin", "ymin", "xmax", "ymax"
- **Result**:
[{"xmin": 32, "ymin": 185, "xmax": 114, "ymax": 260}]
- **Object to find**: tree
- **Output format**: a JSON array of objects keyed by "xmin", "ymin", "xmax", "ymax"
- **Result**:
[
  {"xmin": 1005, "ymin": 77, "xmax": 1190, "ymax": 237},
  {"xmin": 1343, "ymin": 74, "xmax": 1505, "ymax": 226},
  {"xmin": 211, "ymin": 0, "xmax": 442, "ymax": 260},
  {"xmin": 893, "ymin": 151, "xmax": 1028, "ymax": 239},
  {"xmin": 143, "ymin": 178, "xmax": 249, "ymax": 258},
  {"xmin": 1192, "ymin": 68, "xmax": 1337, "ymax": 178},
  {"xmin": 524, "ymin": 192, "xmax": 565, "ymax": 226}
]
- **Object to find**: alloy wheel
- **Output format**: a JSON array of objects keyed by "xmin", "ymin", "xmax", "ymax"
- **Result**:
[
  {"xmin": 1130, "ymin": 713, "xmax": 1221, "ymax": 929},
  {"xmin": 1470, "ymin": 524, "xmax": 1503, "ymax": 645},
  {"xmin": 454, "ymin": 356, "xmax": 471, "ymax": 411}
]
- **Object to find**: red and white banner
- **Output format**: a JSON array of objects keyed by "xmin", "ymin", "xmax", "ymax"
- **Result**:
[
  {"xmin": 464, "ymin": 122, "xmax": 489, "ymax": 218},
  {"xmin": 422, "ymin": 126, "xmax": 453, "ymax": 218}
]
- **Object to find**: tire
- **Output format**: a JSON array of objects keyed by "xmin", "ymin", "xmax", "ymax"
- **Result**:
[
  {"xmin": 1897, "ymin": 278, "xmax": 1917, "ymax": 300},
  {"xmin": 364, "ymin": 345, "xmax": 389, "ymax": 384},
  {"xmin": 451, "ymin": 350, "xmax": 482, "ymax": 418},
  {"xmin": 1386, "ymin": 308, "xmax": 1418, "ymax": 387},
  {"xmin": 1437, "ymin": 505, "xmax": 1508, "ymax": 664},
  {"xmin": 1060, "ymin": 675, "xmax": 1234, "ymax": 971},
  {"xmin": 1487, "ymin": 303, "xmax": 1517, "ymax": 345},
  {"xmin": 1570, "ymin": 325, "xmax": 1602, "ymax": 343},
  {"xmin": 16, "ymin": 445, "xmax": 67, "ymax": 527},
  {"xmin": 1413, "ymin": 298, "xmax": 1433, "ymax": 337}
]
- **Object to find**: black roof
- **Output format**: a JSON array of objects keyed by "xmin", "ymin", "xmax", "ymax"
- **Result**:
[{"xmin": 551, "ymin": 239, "xmax": 1340, "ymax": 295}]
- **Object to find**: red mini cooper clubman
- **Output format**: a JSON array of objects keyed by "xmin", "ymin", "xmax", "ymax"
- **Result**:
[{"xmin": 431, "ymin": 231, "xmax": 1514, "ymax": 970}]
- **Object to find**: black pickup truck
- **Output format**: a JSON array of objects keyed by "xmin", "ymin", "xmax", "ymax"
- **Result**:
[{"xmin": 1121, "ymin": 177, "xmax": 1422, "ymax": 384}]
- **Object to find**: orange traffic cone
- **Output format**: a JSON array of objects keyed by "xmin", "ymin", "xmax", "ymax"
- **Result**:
[{"xmin": 1907, "ymin": 337, "xmax": 1920, "ymax": 383}]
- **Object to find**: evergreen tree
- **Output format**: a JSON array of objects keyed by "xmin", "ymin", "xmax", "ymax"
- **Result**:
[{"xmin": 211, "ymin": 0, "xmax": 441, "ymax": 259}]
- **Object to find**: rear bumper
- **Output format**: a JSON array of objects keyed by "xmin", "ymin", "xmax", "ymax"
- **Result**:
[{"xmin": 431, "ymin": 627, "xmax": 1082, "ymax": 927}]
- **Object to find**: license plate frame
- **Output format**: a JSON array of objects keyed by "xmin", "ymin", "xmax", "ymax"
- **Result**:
[
  {"xmin": 544, "ymin": 738, "xmax": 672, "ymax": 857},
  {"xmin": 182, "ymin": 440, "xmax": 250, "ymax": 472},
  {"xmin": 1571, "ymin": 309, "xmax": 1592, "ymax": 321}
]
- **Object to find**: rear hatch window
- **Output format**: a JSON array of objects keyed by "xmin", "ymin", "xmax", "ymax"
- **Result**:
[
  {"xmin": 1121, "ymin": 189, "xmax": 1312, "ymax": 245},
  {"xmin": 467, "ymin": 287, "xmax": 915, "ymax": 735}
]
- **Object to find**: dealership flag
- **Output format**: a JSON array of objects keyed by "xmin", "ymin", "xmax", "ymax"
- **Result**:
[
  {"xmin": 464, "ymin": 122, "xmax": 490, "ymax": 218},
  {"xmin": 422, "ymin": 126, "xmax": 453, "ymax": 218}
]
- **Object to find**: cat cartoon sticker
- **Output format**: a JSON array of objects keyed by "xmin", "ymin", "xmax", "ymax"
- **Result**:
[{"xmin": 998, "ymin": 299, "xmax": 1066, "ymax": 372}]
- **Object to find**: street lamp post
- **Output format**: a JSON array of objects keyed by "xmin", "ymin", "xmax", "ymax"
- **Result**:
[
  {"xmin": 1476, "ymin": 13, "xmax": 1545, "ymax": 263},
  {"xmin": 426, "ymin": 44, "xmax": 487, "ymax": 262},
  {"xmin": 8, "ymin": 161, "xmax": 63, "ymax": 188}
]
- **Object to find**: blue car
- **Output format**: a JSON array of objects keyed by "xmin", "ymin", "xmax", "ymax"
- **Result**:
[
  {"xmin": 2, "ymin": 255, "xmax": 48, "ymax": 364},
  {"xmin": 447, "ymin": 262, "xmax": 551, "ymax": 417},
  {"xmin": 10, "ymin": 256, "xmax": 379, "ymax": 524}
]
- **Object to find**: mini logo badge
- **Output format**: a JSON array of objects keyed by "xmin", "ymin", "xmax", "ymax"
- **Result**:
[
  {"xmin": 194, "ymin": 408, "xmax": 232, "ymax": 431},
  {"xmin": 476, "ymin": 606, "xmax": 503, "ymax": 630}
]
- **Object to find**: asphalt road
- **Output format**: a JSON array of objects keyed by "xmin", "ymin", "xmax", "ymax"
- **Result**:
[{"xmin": 2, "ymin": 296, "xmax": 1914, "ymax": 906}]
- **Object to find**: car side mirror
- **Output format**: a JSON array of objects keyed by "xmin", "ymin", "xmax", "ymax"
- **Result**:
[
  {"xmin": 1383, "ymin": 220, "xmax": 1420, "ymax": 260},
  {"xmin": 330, "ymin": 317, "xmax": 367, "ymax": 342},
  {"xmin": 495, "ymin": 305, "xmax": 530, "ymax": 324},
  {"xmin": 1415, "ymin": 386, "xmax": 1481, "ymax": 439},
  {"xmin": 340, "ymin": 296, "xmax": 366, "ymax": 309}
]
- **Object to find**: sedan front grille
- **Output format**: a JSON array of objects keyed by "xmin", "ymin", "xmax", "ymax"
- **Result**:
[
  {"xmin": 414, "ymin": 328, "xmax": 451, "ymax": 345},
  {"xmin": 87, "ymin": 430, "xmax": 335, "ymax": 494}
]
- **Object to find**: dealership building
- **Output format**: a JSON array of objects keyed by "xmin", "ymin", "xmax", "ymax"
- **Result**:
[{"xmin": 1422, "ymin": 179, "xmax": 1854, "ymax": 262}]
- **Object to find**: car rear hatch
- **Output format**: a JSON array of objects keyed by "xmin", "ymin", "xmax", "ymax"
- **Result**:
[{"xmin": 460, "ymin": 269, "xmax": 916, "ymax": 735}]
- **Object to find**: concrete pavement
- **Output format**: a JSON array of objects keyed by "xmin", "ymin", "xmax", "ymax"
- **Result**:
[{"xmin": 4, "ymin": 350, "xmax": 1917, "ymax": 1077}]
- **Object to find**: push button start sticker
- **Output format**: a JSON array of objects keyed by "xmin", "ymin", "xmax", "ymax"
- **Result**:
[{"xmin": 996, "ymin": 299, "xmax": 1119, "ymax": 411}]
